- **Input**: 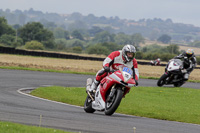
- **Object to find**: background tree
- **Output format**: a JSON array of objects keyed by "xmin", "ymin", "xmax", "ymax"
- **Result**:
[
  {"xmin": 114, "ymin": 33, "xmax": 131, "ymax": 45},
  {"xmin": 87, "ymin": 45, "xmax": 110, "ymax": 55},
  {"xmin": 68, "ymin": 39, "xmax": 85, "ymax": 48},
  {"xmin": 157, "ymin": 34, "xmax": 172, "ymax": 44},
  {"xmin": 103, "ymin": 26, "xmax": 114, "ymax": 33},
  {"xmin": 99, "ymin": 42, "xmax": 123, "ymax": 51},
  {"xmin": 18, "ymin": 22, "xmax": 54, "ymax": 48},
  {"xmin": 53, "ymin": 27, "xmax": 70, "ymax": 39},
  {"xmin": 68, "ymin": 12, "xmax": 83, "ymax": 21},
  {"xmin": 72, "ymin": 46, "xmax": 82, "ymax": 53},
  {"xmin": 92, "ymin": 31, "xmax": 114, "ymax": 43},
  {"xmin": 43, "ymin": 21, "xmax": 57, "ymax": 30},
  {"xmin": 166, "ymin": 44, "xmax": 180, "ymax": 54},
  {"xmin": 88, "ymin": 26, "xmax": 103, "ymax": 36},
  {"xmin": 130, "ymin": 33, "xmax": 145, "ymax": 46},
  {"xmin": 71, "ymin": 30, "xmax": 84, "ymax": 40},
  {"xmin": 12, "ymin": 24, "xmax": 21, "ymax": 30},
  {"xmin": 18, "ymin": 13, "xmax": 26, "ymax": 25},
  {"xmin": 64, "ymin": 30, "xmax": 70, "ymax": 40},
  {"xmin": 0, "ymin": 34, "xmax": 15, "ymax": 46},
  {"xmin": 140, "ymin": 44, "xmax": 179, "ymax": 55},
  {"xmin": 54, "ymin": 38, "xmax": 68, "ymax": 50},
  {"xmin": 0, "ymin": 17, "xmax": 15, "ymax": 36},
  {"xmin": 0, "ymin": 34, "xmax": 23, "ymax": 47},
  {"xmin": 149, "ymin": 30, "xmax": 160, "ymax": 41},
  {"xmin": 68, "ymin": 20, "xmax": 88, "ymax": 31},
  {"xmin": 24, "ymin": 40, "xmax": 45, "ymax": 50}
]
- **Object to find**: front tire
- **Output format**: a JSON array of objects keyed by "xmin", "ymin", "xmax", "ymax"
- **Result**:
[
  {"xmin": 174, "ymin": 81, "xmax": 184, "ymax": 87},
  {"xmin": 157, "ymin": 74, "xmax": 168, "ymax": 87},
  {"xmin": 105, "ymin": 89, "xmax": 123, "ymax": 116},
  {"xmin": 84, "ymin": 95, "xmax": 95, "ymax": 113}
]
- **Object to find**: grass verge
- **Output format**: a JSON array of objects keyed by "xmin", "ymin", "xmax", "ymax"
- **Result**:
[
  {"xmin": 31, "ymin": 86, "xmax": 200, "ymax": 125},
  {"xmin": 0, "ymin": 121, "xmax": 73, "ymax": 133}
]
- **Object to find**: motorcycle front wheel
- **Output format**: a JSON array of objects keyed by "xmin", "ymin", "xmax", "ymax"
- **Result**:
[
  {"xmin": 157, "ymin": 74, "xmax": 168, "ymax": 87},
  {"xmin": 174, "ymin": 81, "xmax": 184, "ymax": 87},
  {"xmin": 84, "ymin": 95, "xmax": 95, "ymax": 113},
  {"xmin": 105, "ymin": 89, "xmax": 123, "ymax": 116}
]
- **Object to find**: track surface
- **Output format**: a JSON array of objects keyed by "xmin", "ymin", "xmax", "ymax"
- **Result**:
[{"xmin": 0, "ymin": 69, "xmax": 199, "ymax": 133}]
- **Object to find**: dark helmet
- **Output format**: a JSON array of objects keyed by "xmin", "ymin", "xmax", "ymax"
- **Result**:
[
  {"xmin": 122, "ymin": 44, "xmax": 136, "ymax": 62},
  {"xmin": 185, "ymin": 49, "xmax": 194, "ymax": 58}
]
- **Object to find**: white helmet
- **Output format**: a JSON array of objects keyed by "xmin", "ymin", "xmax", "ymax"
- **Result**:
[{"xmin": 122, "ymin": 44, "xmax": 136, "ymax": 62}]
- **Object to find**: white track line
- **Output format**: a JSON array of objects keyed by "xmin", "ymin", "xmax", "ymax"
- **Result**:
[
  {"xmin": 17, "ymin": 86, "xmax": 83, "ymax": 109},
  {"xmin": 17, "ymin": 86, "xmax": 200, "ymax": 127}
]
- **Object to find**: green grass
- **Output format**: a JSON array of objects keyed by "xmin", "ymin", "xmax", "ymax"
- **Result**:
[
  {"xmin": 31, "ymin": 86, "xmax": 86, "ymax": 106},
  {"xmin": 31, "ymin": 86, "xmax": 200, "ymax": 124},
  {"xmin": 0, "ymin": 121, "xmax": 73, "ymax": 133}
]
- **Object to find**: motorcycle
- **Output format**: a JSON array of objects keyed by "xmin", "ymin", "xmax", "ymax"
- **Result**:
[
  {"xmin": 84, "ymin": 65, "xmax": 137, "ymax": 116},
  {"xmin": 157, "ymin": 59, "xmax": 187, "ymax": 87},
  {"xmin": 150, "ymin": 60, "xmax": 160, "ymax": 66}
]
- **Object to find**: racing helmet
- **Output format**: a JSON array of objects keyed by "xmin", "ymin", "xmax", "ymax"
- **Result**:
[
  {"xmin": 122, "ymin": 44, "xmax": 136, "ymax": 62},
  {"xmin": 185, "ymin": 49, "xmax": 194, "ymax": 58}
]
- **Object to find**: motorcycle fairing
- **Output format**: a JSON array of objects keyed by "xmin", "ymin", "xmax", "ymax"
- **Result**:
[
  {"xmin": 100, "ymin": 76, "xmax": 117, "ymax": 102},
  {"xmin": 100, "ymin": 70, "xmax": 135, "ymax": 101},
  {"xmin": 168, "ymin": 62, "xmax": 180, "ymax": 71},
  {"xmin": 167, "ymin": 59, "xmax": 183, "ymax": 72},
  {"xmin": 92, "ymin": 85, "xmax": 105, "ymax": 111},
  {"xmin": 109, "ymin": 73, "xmax": 135, "ymax": 88}
]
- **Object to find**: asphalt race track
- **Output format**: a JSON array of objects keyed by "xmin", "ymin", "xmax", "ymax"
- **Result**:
[{"xmin": 0, "ymin": 69, "xmax": 199, "ymax": 133}]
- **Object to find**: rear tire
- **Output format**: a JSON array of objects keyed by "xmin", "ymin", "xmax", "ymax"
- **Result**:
[
  {"xmin": 157, "ymin": 74, "xmax": 168, "ymax": 87},
  {"xmin": 105, "ymin": 89, "xmax": 123, "ymax": 116},
  {"xmin": 84, "ymin": 95, "xmax": 95, "ymax": 113}
]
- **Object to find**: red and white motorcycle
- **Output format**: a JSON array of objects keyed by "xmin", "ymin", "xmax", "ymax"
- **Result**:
[{"xmin": 84, "ymin": 65, "xmax": 137, "ymax": 116}]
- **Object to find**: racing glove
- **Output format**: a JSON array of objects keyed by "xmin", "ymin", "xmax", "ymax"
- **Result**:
[{"xmin": 103, "ymin": 66, "xmax": 110, "ymax": 72}]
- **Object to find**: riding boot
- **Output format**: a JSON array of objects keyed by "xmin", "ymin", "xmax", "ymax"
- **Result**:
[
  {"xmin": 89, "ymin": 79, "xmax": 100, "ymax": 93},
  {"xmin": 86, "ymin": 78, "xmax": 93, "ymax": 92},
  {"xmin": 183, "ymin": 73, "xmax": 189, "ymax": 81}
]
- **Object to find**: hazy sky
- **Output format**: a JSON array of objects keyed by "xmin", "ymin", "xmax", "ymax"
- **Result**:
[{"xmin": 1, "ymin": 0, "xmax": 200, "ymax": 27}]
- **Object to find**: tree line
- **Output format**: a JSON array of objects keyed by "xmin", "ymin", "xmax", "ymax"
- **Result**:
[
  {"xmin": 0, "ymin": 17, "xmax": 145, "ymax": 52},
  {"xmin": 0, "ymin": 16, "xmax": 199, "ymax": 65},
  {"xmin": 1, "ymin": 8, "xmax": 200, "ymax": 43}
]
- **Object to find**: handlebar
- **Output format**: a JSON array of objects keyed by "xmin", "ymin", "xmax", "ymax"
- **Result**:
[{"xmin": 110, "ymin": 69, "xmax": 118, "ymax": 73}]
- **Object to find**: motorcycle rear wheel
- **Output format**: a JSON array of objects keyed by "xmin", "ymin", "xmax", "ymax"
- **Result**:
[
  {"xmin": 105, "ymin": 89, "xmax": 123, "ymax": 116},
  {"xmin": 157, "ymin": 74, "xmax": 168, "ymax": 87},
  {"xmin": 84, "ymin": 95, "xmax": 95, "ymax": 113}
]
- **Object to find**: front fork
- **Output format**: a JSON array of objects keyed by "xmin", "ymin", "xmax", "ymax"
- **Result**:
[
  {"xmin": 87, "ymin": 91, "xmax": 95, "ymax": 101},
  {"xmin": 107, "ymin": 85, "xmax": 125, "ymax": 102},
  {"xmin": 165, "ymin": 72, "xmax": 175, "ymax": 84},
  {"xmin": 106, "ymin": 85, "xmax": 117, "ymax": 102}
]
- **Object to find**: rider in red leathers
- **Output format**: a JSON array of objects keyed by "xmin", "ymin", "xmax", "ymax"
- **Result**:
[
  {"xmin": 88, "ymin": 44, "xmax": 139, "ymax": 94},
  {"xmin": 153, "ymin": 58, "xmax": 161, "ymax": 66}
]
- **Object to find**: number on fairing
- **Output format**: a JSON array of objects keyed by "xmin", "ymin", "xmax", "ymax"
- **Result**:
[{"xmin": 122, "ymin": 67, "xmax": 132, "ymax": 75}]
